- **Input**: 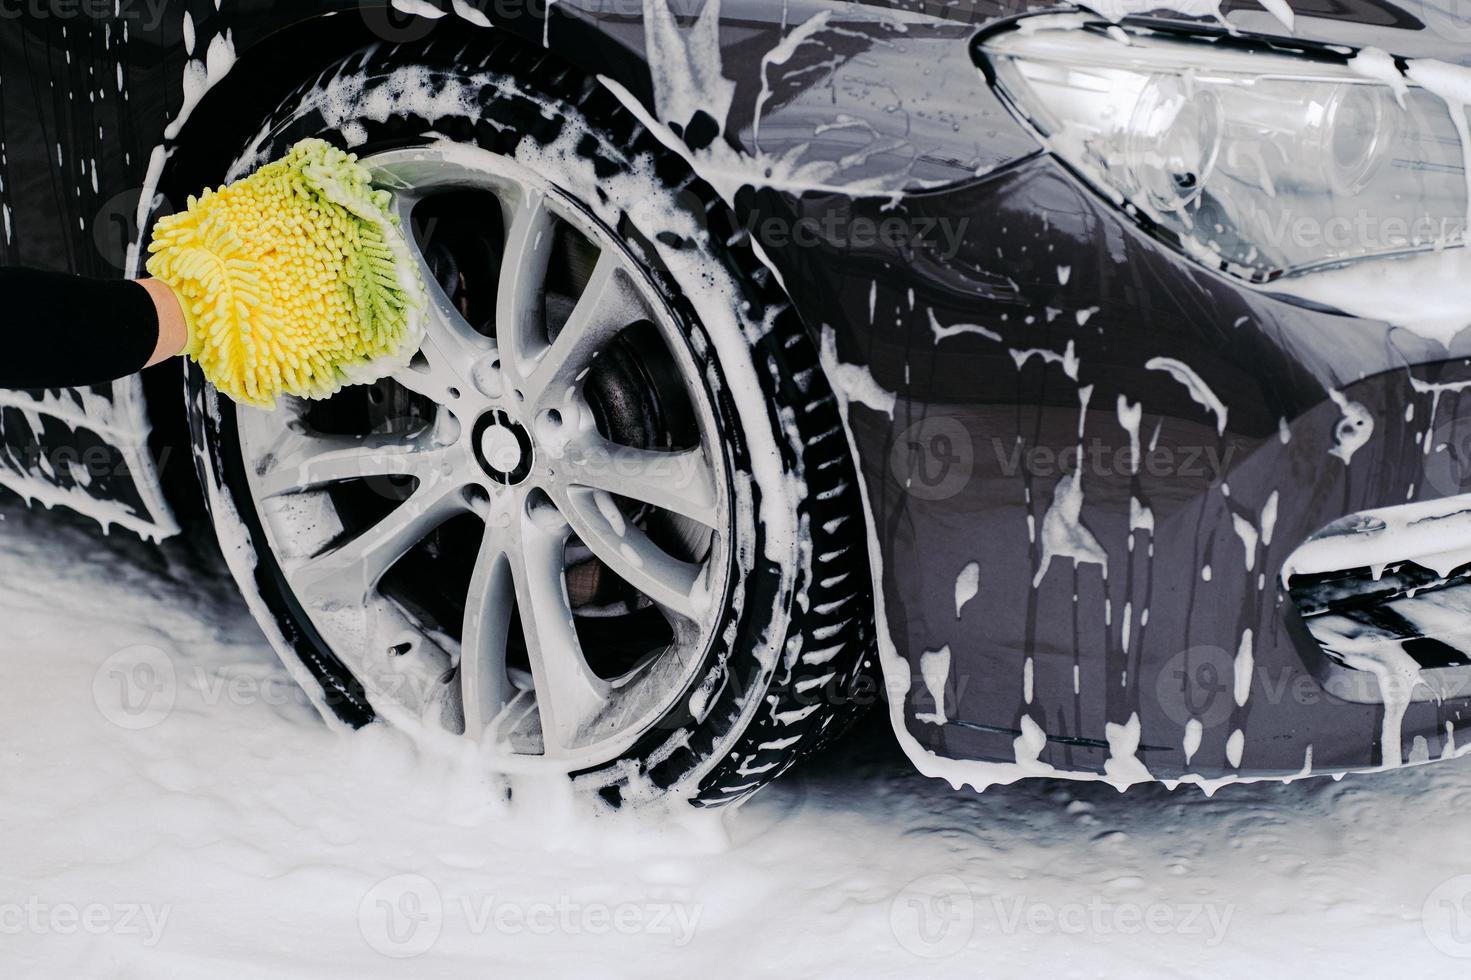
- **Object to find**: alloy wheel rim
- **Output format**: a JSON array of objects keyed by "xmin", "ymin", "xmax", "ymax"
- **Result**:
[{"xmin": 236, "ymin": 145, "xmax": 731, "ymax": 771}]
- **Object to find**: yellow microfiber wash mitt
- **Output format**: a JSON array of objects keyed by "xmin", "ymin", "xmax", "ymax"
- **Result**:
[{"xmin": 146, "ymin": 138, "xmax": 426, "ymax": 409}]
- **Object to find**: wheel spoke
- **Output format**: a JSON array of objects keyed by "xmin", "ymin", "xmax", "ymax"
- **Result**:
[
  {"xmin": 524, "ymin": 251, "xmax": 646, "ymax": 404},
  {"xmin": 460, "ymin": 532, "xmax": 515, "ymax": 737},
  {"xmin": 244, "ymin": 147, "xmax": 735, "ymax": 772},
  {"xmin": 553, "ymin": 485, "xmax": 705, "ymax": 622},
  {"xmin": 389, "ymin": 191, "xmax": 432, "ymax": 270},
  {"xmin": 393, "ymin": 291, "xmax": 489, "ymax": 399},
  {"xmin": 288, "ymin": 482, "xmax": 464, "ymax": 606},
  {"xmin": 496, "ymin": 190, "xmax": 556, "ymax": 378},
  {"xmin": 388, "ymin": 191, "xmax": 492, "ymax": 401},
  {"xmin": 508, "ymin": 514, "xmax": 611, "ymax": 755},
  {"xmin": 559, "ymin": 438, "xmax": 721, "ymax": 528},
  {"xmin": 257, "ymin": 432, "xmax": 445, "ymax": 499}
]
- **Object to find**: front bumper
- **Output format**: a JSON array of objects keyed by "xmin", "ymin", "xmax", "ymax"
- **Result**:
[{"xmin": 772, "ymin": 151, "xmax": 1471, "ymax": 782}]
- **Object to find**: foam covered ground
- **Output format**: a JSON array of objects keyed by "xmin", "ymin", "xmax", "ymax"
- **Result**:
[{"xmin": 2, "ymin": 499, "xmax": 1469, "ymax": 978}]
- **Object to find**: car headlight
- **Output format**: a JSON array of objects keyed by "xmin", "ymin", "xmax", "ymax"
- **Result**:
[{"xmin": 979, "ymin": 23, "xmax": 1467, "ymax": 284}]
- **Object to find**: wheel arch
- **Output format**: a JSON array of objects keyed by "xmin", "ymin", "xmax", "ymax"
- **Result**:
[
  {"xmin": 135, "ymin": 9, "xmax": 656, "ymax": 510},
  {"xmin": 142, "ymin": 5, "xmax": 661, "ymax": 230}
]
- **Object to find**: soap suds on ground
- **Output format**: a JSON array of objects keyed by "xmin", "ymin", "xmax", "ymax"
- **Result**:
[{"xmin": 2, "ymin": 499, "xmax": 1470, "ymax": 978}]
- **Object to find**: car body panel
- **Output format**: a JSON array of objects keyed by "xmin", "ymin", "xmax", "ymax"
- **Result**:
[
  {"xmin": 5, "ymin": 0, "xmax": 1471, "ymax": 786},
  {"xmin": 814, "ymin": 150, "xmax": 1471, "ymax": 784}
]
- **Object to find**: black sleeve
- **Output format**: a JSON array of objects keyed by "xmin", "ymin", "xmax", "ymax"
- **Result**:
[{"xmin": 0, "ymin": 267, "xmax": 161, "ymax": 390}]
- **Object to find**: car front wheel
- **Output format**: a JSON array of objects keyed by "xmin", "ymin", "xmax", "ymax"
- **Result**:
[{"xmin": 185, "ymin": 37, "xmax": 875, "ymax": 808}]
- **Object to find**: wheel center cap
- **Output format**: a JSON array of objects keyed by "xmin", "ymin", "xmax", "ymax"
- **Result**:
[
  {"xmin": 482, "ymin": 426, "xmax": 522, "ymax": 472},
  {"xmin": 472, "ymin": 410, "xmax": 533, "ymax": 485}
]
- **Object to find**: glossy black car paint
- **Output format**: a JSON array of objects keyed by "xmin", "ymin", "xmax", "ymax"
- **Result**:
[{"xmin": 3, "ymin": 0, "xmax": 1470, "ymax": 785}]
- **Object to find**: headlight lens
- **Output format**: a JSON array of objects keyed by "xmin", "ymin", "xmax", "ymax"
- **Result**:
[{"xmin": 982, "ymin": 25, "xmax": 1467, "ymax": 283}]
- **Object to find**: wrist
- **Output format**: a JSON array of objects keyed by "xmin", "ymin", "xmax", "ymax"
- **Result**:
[{"xmin": 137, "ymin": 277, "xmax": 189, "ymax": 367}]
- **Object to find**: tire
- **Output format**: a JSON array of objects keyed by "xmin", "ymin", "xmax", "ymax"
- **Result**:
[{"xmin": 185, "ymin": 34, "xmax": 875, "ymax": 808}]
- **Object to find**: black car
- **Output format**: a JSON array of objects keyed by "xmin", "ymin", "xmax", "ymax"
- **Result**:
[{"xmin": 3, "ymin": 0, "xmax": 1471, "ymax": 806}]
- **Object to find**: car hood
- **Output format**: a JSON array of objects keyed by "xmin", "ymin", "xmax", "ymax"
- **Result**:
[
  {"xmin": 846, "ymin": 0, "xmax": 1471, "ymax": 64},
  {"xmin": 1189, "ymin": 0, "xmax": 1471, "ymax": 64}
]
